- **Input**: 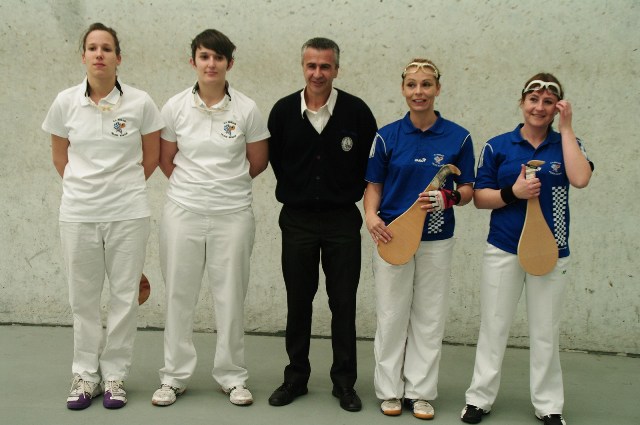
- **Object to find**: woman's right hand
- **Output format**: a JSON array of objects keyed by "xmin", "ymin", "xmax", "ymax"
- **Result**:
[
  {"xmin": 365, "ymin": 213, "xmax": 393, "ymax": 245},
  {"xmin": 512, "ymin": 164, "xmax": 541, "ymax": 200}
]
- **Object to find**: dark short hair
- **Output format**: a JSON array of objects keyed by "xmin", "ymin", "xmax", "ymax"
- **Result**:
[
  {"xmin": 301, "ymin": 37, "xmax": 340, "ymax": 67},
  {"xmin": 81, "ymin": 22, "xmax": 120, "ymax": 56},
  {"xmin": 190, "ymin": 29, "xmax": 235, "ymax": 62}
]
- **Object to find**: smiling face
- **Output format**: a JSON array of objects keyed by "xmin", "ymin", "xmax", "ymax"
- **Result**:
[
  {"xmin": 401, "ymin": 68, "xmax": 440, "ymax": 113},
  {"xmin": 82, "ymin": 30, "xmax": 121, "ymax": 80},
  {"xmin": 190, "ymin": 46, "xmax": 233, "ymax": 86},
  {"xmin": 520, "ymin": 89, "xmax": 559, "ymax": 129},
  {"xmin": 302, "ymin": 47, "xmax": 339, "ymax": 100}
]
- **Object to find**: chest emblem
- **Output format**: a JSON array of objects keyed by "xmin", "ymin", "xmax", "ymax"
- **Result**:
[
  {"xmin": 550, "ymin": 161, "xmax": 563, "ymax": 175},
  {"xmin": 112, "ymin": 118, "xmax": 128, "ymax": 137},
  {"xmin": 341, "ymin": 136, "xmax": 353, "ymax": 152},
  {"xmin": 221, "ymin": 120, "xmax": 238, "ymax": 139}
]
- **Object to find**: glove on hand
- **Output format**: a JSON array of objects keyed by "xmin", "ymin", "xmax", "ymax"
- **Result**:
[{"xmin": 427, "ymin": 189, "xmax": 461, "ymax": 211}]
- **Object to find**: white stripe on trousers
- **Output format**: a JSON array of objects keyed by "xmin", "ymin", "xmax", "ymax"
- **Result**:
[
  {"xmin": 59, "ymin": 218, "xmax": 150, "ymax": 382},
  {"xmin": 465, "ymin": 243, "xmax": 569, "ymax": 416},
  {"xmin": 158, "ymin": 200, "xmax": 254, "ymax": 389},
  {"xmin": 373, "ymin": 238, "xmax": 455, "ymax": 400}
]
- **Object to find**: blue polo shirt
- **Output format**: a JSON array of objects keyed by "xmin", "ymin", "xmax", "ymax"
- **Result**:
[
  {"xmin": 475, "ymin": 124, "xmax": 592, "ymax": 258},
  {"xmin": 365, "ymin": 112, "xmax": 475, "ymax": 241}
]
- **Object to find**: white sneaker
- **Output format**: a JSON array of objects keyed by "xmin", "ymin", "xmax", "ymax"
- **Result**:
[
  {"xmin": 224, "ymin": 385, "xmax": 253, "ymax": 406},
  {"xmin": 380, "ymin": 398, "xmax": 402, "ymax": 416},
  {"xmin": 152, "ymin": 384, "xmax": 186, "ymax": 406},
  {"xmin": 406, "ymin": 399, "xmax": 435, "ymax": 419}
]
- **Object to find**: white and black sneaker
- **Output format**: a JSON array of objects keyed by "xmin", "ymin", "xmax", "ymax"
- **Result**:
[
  {"xmin": 461, "ymin": 404, "xmax": 490, "ymax": 424},
  {"xmin": 536, "ymin": 413, "xmax": 566, "ymax": 425}
]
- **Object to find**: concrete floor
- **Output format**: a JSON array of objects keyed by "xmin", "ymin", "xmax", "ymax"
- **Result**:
[{"xmin": 0, "ymin": 325, "xmax": 636, "ymax": 425}]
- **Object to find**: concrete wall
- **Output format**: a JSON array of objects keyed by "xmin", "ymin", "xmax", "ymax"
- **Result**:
[{"xmin": 1, "ymin": 0, "xmax": 638, "ymax": 355}]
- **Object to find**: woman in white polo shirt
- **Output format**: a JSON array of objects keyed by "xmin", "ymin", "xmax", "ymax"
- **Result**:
[
  {"xmin": 42, "ymin": 23, "xmax": 163, "ymax": 411},
  {"xmin": 151, "ymin": 29, "xmax": 269, "ymax": 407}
]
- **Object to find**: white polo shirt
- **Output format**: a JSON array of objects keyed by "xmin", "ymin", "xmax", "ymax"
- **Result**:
[
  {"xmin": 161, "ymin": 83, "xmax": 270, "ymax": 215},
  {"xmin": 42, "ymin": 78, "xmax": 164, "ymax": 222}
]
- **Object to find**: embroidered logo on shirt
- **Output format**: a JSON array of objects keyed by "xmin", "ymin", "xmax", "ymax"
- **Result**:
[
  {"xmin": 550, "ymin": 162, "xmax": 563, "ymax": 175},
  {"xmin": 221, "ymin": 121, "xmax": 237, "ymax": 139},
  {"xmin": 341, "ymin": 136, "xmax": 353, "ymax": 152},
  {"xmin": 112, "ymin": 118, "xmax": 128, "ymax": 137},
  {"xmin": 432, "ymin": 154, "xmax": 444, "ymax": 166}
]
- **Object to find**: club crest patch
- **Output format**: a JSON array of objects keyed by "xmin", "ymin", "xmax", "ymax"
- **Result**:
[
  {"xmin": 550, "ymin": 161, "xmax": 563, "ymax": 175},
  {"xmin": 112, "ymin": 118, "xmax": 128, "ymax": 137},
  {"xmin": 341, "ymin": 136, "xmax": 353, "ymax": 152},
  {"xmin": 432, "ymin": 154, "xmax": 444, "ymax": 166},
  {"xmin": 221, "ymin": 121, "xmax": 238, "ymax": 139}
]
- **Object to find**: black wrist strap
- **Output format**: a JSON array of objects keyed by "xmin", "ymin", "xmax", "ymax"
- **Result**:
[
  {"xmin": 500, "ymin": 185, "xmax": 517, "ymax": 204},
  {"xmin": 451, "ymin": 190, "xmax": 461, "ymax": 205}
]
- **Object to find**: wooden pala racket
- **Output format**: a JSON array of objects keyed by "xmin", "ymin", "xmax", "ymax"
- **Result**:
[
  {"xmin": 138, "ymin": 273, "xmax": 150, "ymax": 305},
  {"xmin": 377, "ymin": 164, "xmax": 461, "ymax": 265},
  {"xmin": 517, "ymin": 160, "xmax": 558, "ymax": 276}
]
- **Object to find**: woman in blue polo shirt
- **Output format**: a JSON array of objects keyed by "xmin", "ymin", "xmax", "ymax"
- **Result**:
[
  {"xmin": 461, "ymin": 73, "xmax": 593, "ymax": 425},
  {"xmin": 364, "ymin": 58, "xmax": 475, "ymax": 419}
]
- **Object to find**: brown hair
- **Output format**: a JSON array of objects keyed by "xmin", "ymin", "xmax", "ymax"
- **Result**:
[
  {"xmin": 81, "ymin": 22, "xmax": 121, "ymax": 56},
  {"xmin": 520, "ymin": 72, "xmax": 563, "ymax": 103}
]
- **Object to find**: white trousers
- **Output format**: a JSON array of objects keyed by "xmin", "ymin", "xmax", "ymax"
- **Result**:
[
  {"xmin": 465, "ymin": 244, "xmax": 569, "ymax": 416},
  {"xmin": 59, "ymin": 218, "xmax": 150, "ymax": 382},
  {"xmin": 373, "ymin": 238, "xmax": 455, "ymax": 400},
  {"xmin": 158, "ymin": 200, "xmax": 254, "ymax": 389}
]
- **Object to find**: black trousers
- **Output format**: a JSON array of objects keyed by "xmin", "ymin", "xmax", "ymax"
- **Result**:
[{"xmin": 278, "ymin": 204, "xmax": 362, "ymax": 388}]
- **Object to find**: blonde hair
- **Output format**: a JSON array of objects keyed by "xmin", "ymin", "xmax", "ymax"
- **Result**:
[{"xmin": 401, "ymin": 58, "xmax": 441, "ymax": 81}]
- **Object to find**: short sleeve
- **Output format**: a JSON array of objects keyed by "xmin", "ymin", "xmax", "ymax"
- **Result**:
[
  {"xmin": 455, "ymin": 133, "xmax": 476, "ymax": 185},
  {"xmin": 474, "ymin": 141, "xmax": 499, "ymax": 190},
  {"xmin": 41, "ymin": 94, "xmax": 68, "ymax": 138},
  {"xmin": 244, "ymin": 103, "xmax": 270, "ymax": 143},
  {"xmin": 140, "ymin": 93, "xmax": 164, "ymax": 136},
  {"xmin": 365, "ymin": 132, "xmax": 388, "ymax": 184},
  {"xmin": 160, "ymin": 102, "xmax": 177, "ymax": 143}
]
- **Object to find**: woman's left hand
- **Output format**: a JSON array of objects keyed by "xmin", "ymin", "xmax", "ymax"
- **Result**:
[
  {"xmin": 555, "ymin": 100, "xmax": 573, "ymax": 133},
  {"xmin": 418, "ymin": 191, "xmax": 436, "ymax": 213}
]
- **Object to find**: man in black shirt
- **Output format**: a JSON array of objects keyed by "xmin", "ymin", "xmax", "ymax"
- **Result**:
[{"xmin": 267, "ymin": 37, "xmax": 377, "ymax": 412}]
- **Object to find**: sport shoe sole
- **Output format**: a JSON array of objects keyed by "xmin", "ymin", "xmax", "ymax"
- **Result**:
[
  {"xmin": 152, "ymin": 385, "xmax": 186, "ymax": 406},
  {"xmin": 380, "ymin": 399, "xmax": 402, "ymax": 416},
  {"xmin": 536, "ymin": 413, "xmax": 567, "ymax": 425}
]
